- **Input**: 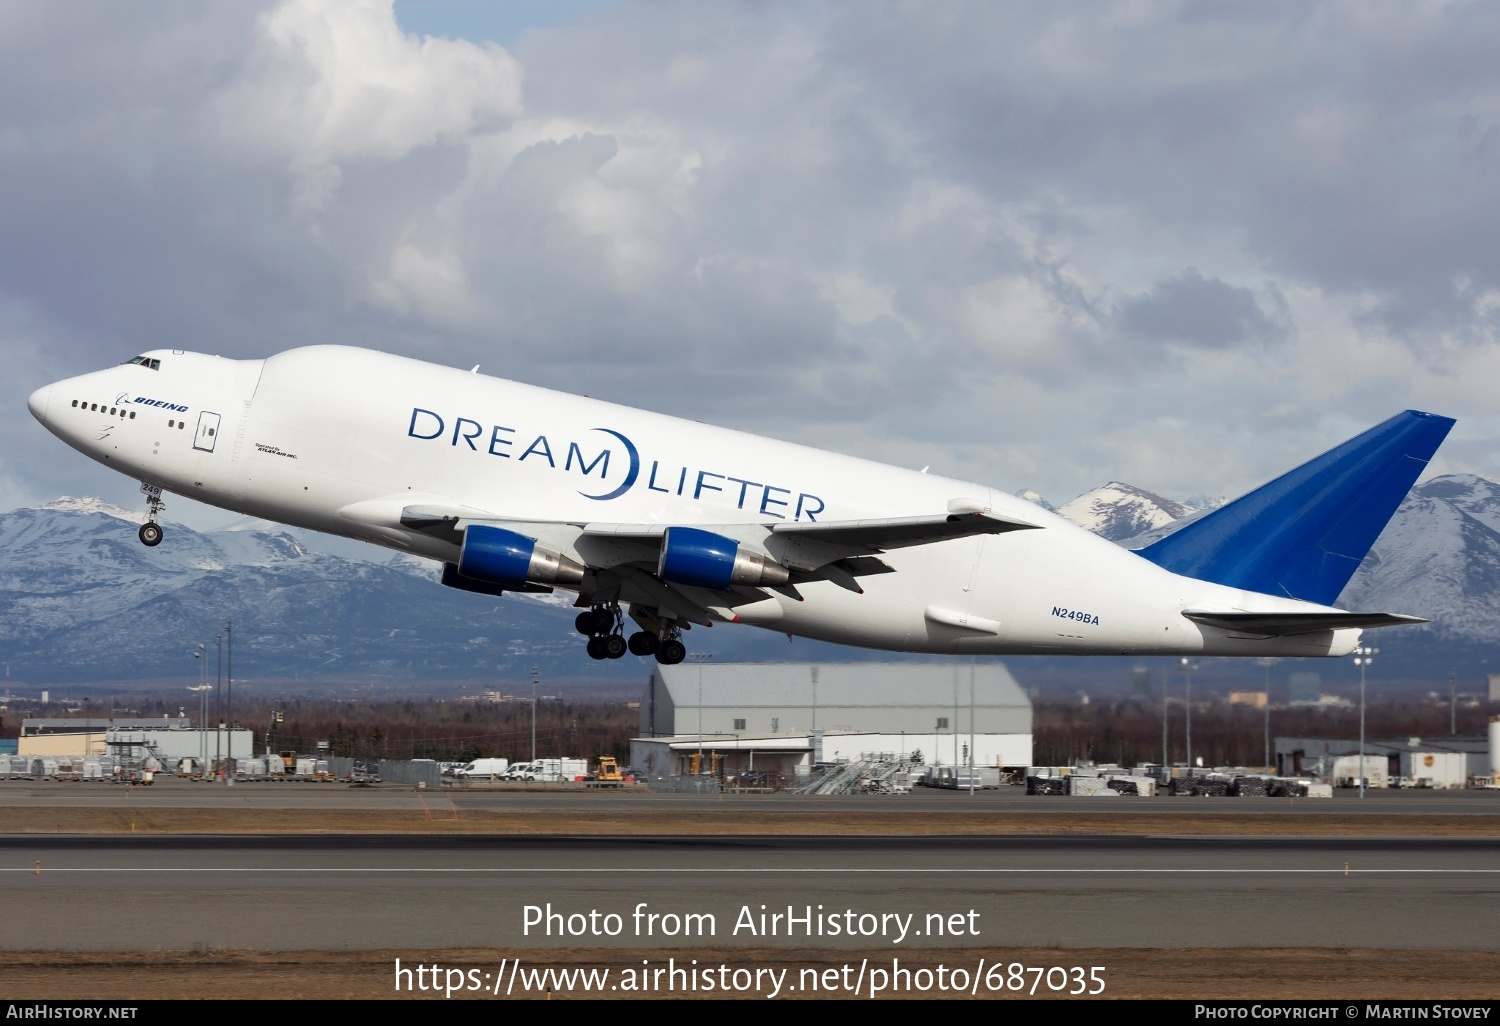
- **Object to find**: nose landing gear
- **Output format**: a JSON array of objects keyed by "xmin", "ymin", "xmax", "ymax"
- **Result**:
[{"xmin": 138, "ymin": 483, "xmax": 165, "ymax": 547}]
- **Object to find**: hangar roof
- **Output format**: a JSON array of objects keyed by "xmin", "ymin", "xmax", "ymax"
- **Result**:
[
  {"xmin": 23, "ymin": 717, "xmax": 191, "ymax": 735},
  {"xmin": 651, "ymin": 662, "xmax": 1029, "ymax": 709}
]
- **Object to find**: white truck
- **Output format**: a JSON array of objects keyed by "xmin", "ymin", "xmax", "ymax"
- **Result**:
[
  {"xmin": 504, "ymin": 758, "xmax": 587, "ymax": 782},
  {"xmin": 456, "ymin": 758, "xmax": 510, "ymax": 780}
]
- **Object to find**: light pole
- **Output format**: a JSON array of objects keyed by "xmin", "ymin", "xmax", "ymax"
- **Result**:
[
  {"xmin": 224, "ymin": 620, "xmax": 233, "ymax": 785},
  {"xmin": 214, "ymin": 632, "xmax": 223, "ymax": 779},
  {"xmin": 192, "ymin": 642, "xmax": 208, "ymax": 771},
  {"xmin": 1161, "ymin": 668, "xmax": 1169, "ymax": 771},
  {"xmin": 952, "ymin": 669, "xmax": 959, "ymax": 768},
  {"xmin": 810, "ymin": 665, "xmax": 818, "ymax": 735},
  {"xmin": 1180, "ymin": 658, "xmax": 1198, "ymax": 773},
  {"xmin": 189, "ymin": 636, "xmax": 210, "ymax": 778},
  {"xmin": 688, "ymin": 652, "xmax": 714, "ymax": 767},
  {"xmin": 968, "ymin": 659, "xmax": 976, "ymax": 796},
  {"xmin": 1257, "ymin": 657, "xmax": 1279, "ymax": 773},
  {"xmin": 189, "ymin": 683, "xmax": 211, "ymax": 773},
  {"xmin": 1352, "ymin": 645, "xmax": 1378, "ymax": 797},
  {"xmin": 530, "ymin": 666, "xmax": 539, "ymax": 762}
]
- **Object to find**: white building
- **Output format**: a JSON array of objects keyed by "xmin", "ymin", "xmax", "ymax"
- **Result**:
[
  {"xmin": 1276, "ymin": 734, "xmax": 1490, "ymax": 788},
  {"xmin": 19, "ymin": 717, "xmax": 252, "ymax": 761},
  {"xmin": 632, "ymin": 662, "xmax": 1032, "ymax": 780}
]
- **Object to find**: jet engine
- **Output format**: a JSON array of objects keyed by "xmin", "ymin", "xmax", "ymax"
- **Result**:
[
  {"xmin": 458, "ymin": 525, "xmax": 585, "ymax": 589},
  {"xmin": 657, "ymin": 527, "xmax": 790, "ymax": 590}
]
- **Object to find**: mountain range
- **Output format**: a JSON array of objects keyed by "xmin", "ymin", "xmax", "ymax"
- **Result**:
[
  {"xmin": 3, "ymin": 473, "xmax": 1497, "ymax": 687},
  {"xmin": 0, "ymin": 498, "xmax": 900, "ymax": 687},
  {"xmin": 1029, "ymin": 474, "xmax": 1500, "ymax": 679}
]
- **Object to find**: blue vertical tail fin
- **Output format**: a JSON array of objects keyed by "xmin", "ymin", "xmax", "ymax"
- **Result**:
[{"xmin": 1137, "ymin": 410, "xmax": 1455, "ymax": 605}]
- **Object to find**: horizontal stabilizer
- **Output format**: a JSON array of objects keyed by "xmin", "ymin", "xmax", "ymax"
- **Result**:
[
  {"xmin": 1182, "ymin": 610, "xmax": 1428, "ymax": 637},
  {"xmin": 1138, "ymin": 410, "xmax": 1455, "ymax": 605}
]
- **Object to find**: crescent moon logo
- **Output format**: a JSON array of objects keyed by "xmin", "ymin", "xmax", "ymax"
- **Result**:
[{"xmin": 579, "ymin": 428, "xmax": 640, "ymax": 501}]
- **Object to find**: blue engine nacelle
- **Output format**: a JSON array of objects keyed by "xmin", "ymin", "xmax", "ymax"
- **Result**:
[
  {"xmin": 657, "ymin": 527, "xmax": 790, "ymax": 590},
  {"xmin": 458, "ymin": 525, "xmax": 585, "ymax": 589}
]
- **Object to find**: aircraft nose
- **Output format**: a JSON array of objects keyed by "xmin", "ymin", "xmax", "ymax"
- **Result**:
[{"xmin": 27, "ymin": 383, "xmax": 52, "ymax": 423}]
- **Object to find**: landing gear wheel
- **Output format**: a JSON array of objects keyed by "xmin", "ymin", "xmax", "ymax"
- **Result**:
[
  {"xmin": 586, "ymin": 637, "xmax": 609, "ymax": 660},
  {"xmin": 575, "ymin": 611, "xmax": 596, "ymax": 636},
  {"xmin": 589, "ymin": 608, "xmax": 616, "ymax": 634},
  {"xmin": 603, "ymin": 634, "xmax": 628, "ymax": 659},
  {"xmin": 656, "ymin": 639, "xmax": 686, "ymax": 665},
  {"xmin": 627, "ymin": 631, "xmax": 659, "ymax": 656},
  {"xmin": 138, "ymin": 522, "xmax": 163, "ymax": 547}
]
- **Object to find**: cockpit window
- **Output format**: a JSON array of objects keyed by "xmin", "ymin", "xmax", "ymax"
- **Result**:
[{"xmin": 124, "ymin": 356, "xmax": 161, "ymax": 370}]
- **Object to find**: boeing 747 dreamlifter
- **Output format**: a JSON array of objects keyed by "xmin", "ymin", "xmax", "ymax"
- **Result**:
[{"xmin": 27, "ymin": 346, "xmax": 1451, "ymax": 664}]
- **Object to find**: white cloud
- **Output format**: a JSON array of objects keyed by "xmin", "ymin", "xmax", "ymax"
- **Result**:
[
  {"xmin": 6, "ymin": 0, "xmax": 1500, "ymax": 523},
  {"xmin": 214, "ymin": 0, "xmax": 523, "ymax": 170}
]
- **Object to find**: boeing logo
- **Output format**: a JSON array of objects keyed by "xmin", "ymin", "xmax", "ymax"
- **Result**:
[
  {"xmin": 406, "ymin": 407, "xmax": 826, "ymax": 520},
  {"xmin": 115, "ymin": 391, "xmax": 188, "ymax": 413}
]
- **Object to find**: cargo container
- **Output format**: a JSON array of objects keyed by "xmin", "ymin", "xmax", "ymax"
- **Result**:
[{"xmin": 1067, "ymin": 775, "xmax": 1117, "ymax": 796}]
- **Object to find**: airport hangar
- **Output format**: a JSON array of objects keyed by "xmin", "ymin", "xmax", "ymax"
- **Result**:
[
  {"xmin": 18, "ymin": 717, "xmax": 254, "ymax": 761},
  {"xmin": 629, "ymin": 662, "xmax": 1033, "ymax": 779},
  {"xmin": 1276, "ymin": 729, "xmax": 1496, "ymax": 789}
]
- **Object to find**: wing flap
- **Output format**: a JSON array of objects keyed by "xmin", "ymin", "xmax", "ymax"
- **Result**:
[{"xmin": 770, "ymin": 510, "xmax": 1041, "ymax": 552}]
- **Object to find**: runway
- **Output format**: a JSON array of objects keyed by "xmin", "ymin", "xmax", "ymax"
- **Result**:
[
  {"xmin": 4, "ymin": 833, "xmax": 1497, "ymax": 952},
  {"xmin": 2, "ymin": 778, "xmax": 1497, "ymax": 815}
]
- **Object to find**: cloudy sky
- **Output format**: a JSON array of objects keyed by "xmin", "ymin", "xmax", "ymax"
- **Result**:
[{"xmin": 5, "ymin": 0, "xmax": 1499, "ymax": 528}]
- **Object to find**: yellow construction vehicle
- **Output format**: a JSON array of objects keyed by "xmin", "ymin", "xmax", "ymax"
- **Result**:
[{"xmin": 589, "ymin": 755, "xmax": 624, "ymax": 788}]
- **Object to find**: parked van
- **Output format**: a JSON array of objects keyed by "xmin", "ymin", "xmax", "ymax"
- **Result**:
[
  {"xmin": 506, "ymin": 758, "xmax": 587, "ymax": 782},
  {"xmin": 457, "ymin": 758, "xmax": 510, "ymax": 780}
]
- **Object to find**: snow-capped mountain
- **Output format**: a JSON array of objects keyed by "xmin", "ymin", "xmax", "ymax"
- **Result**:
[
  {"xmin": 1338, "ymin": 474, "xmax": 1500, "ymax": 641},
  {"xmin": 1050, "ymin": 473, "xmax": 1500, "ymax": 673},
  {"xmin": 4, "ymin": 469, "xmax": 1498, "ymax": 685},
  {"xmin": 0, "ymin": 500, "xmax": 580, "ymax": 684},
  {"xmin": 1062, "ymin": 473, "xmax": 1500, "ymax": 640},
  {"xmin": 0, "ymin": 499, "xmax": 888, "ymax": 684},
  {"xmin": 1013, "ymin": 488, "xmax": 1057, "ymax": 513},
  {"xmin": 1054, "ymin": 482, "xmax": 1197, "ymax": 542}
]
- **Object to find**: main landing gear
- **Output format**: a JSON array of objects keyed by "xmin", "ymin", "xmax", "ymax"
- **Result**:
[
  {"xmin": 576, "ymin": 606, "xmax": 627, "ymax": 661},
  {"xmin": 138, "ymin": 484, "xmax": 165, "ymax": 547},
  {"xmin": 575, "ymin": 604, "xmax": 687, "ymax": 664}
]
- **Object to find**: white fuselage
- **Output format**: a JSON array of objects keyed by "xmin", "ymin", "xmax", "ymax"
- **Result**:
[{"xmin": 27, "ymin": 345, "xmax": 1359, "ymax": 657}]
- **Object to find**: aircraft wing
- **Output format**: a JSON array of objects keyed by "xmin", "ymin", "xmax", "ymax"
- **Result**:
[
  {"xmin": 768, "ymin": 510, "xmax": 1040, "ymax": 549},
  {"xmin": 1182, "ymin": 610, "xmax": 1429, "ymax": 637},
  {"xmin": 581, "ymin": 509, "xmax": 1036, "ymax": 548},
  {"xmin": 400, "ymin": 504, "xmax": 1039, "ymax": 563},
  {"xmin": 393, "ymin": 502, "xmax": 1043, "ymax": 619}
]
